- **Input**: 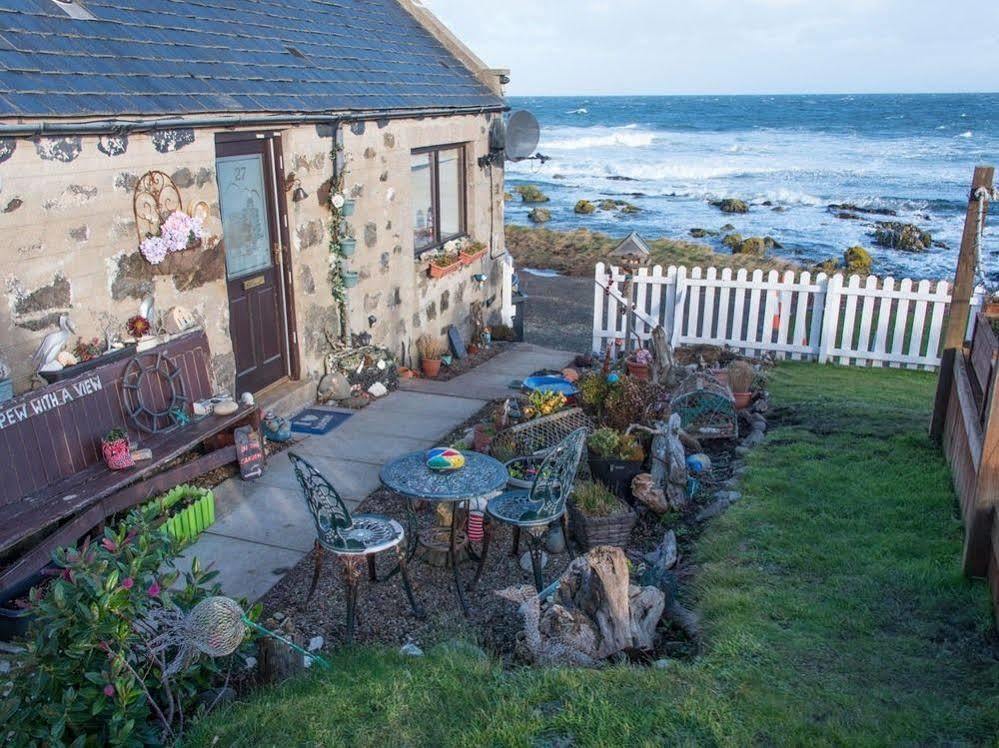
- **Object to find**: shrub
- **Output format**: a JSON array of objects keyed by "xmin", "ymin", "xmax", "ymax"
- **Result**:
[
  {"xmin": 587, "ymin": 427, "xmax": 645, "ymax": 462},
  {"xmin": 416, "ymin": 334, "xmax": 447, "ymax": 362},
  {"xmin": 727, "ymin": 360, "xmax": 756, "ymax": 393},
  {"xmin": 0, "ymin": 501, "xmax": 255, "ymax": 746},
  {"xmin": 603, "ymin": 376, "xmax": 653, "ymax": 431},
  {"xmin": 573, "ymin": 480, "xmax": 626, "ymax": 517}
]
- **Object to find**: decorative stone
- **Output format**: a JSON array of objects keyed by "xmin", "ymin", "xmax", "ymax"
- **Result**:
[
  {"xmin": 241, "ymin": 392, "xmax": 255, "ymax": 406},
  {"xmin": 653, "ymin": 659, "xmax": 671, "ymax": 669},
  {"xmin": 545, "ymin": 525, "xmax": 566, "ymax": 555},
  {"xmin": 399, "ymin": 643, "xmax": 424, "ymax": 657},
  {"xmin": 367, "ymin": 381, "xmax": 388, "ymax": 398},
  {"xmin": 308, "ymin": 636, "xmax": 324, "ymax": 652},
  {"xmin": 714, "ymin": 490, "xmax": 741, "ymax": 504},
  {"xmin": 163, "ymin": 306, "xmax": 195, "ymax": 335},
  {"xmin": 317, "ymin": 371, "xmax": 351, "ymax": 402},
  {"xmin": 56, "ymin": 351, "xmax": 78, "ymax": 367},
  {"xmin": 696, "ymin": 498, "xmax": 732, "ymax": 522}
]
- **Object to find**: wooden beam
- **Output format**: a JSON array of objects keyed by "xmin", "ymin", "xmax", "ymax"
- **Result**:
[{"xmin": 931, "ymin": 166, "xmax": 995, "ymax": 441}]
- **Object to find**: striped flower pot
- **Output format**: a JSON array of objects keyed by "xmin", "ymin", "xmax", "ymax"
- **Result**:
[{"xmin": 159, "ymin": 486, "xmax": 216, "ymax": 545}]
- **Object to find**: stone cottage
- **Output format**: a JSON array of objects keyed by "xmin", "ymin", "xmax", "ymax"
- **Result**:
[{"xmin": 0, "ymin": 0, "xmax": 512, "ymax": 398}]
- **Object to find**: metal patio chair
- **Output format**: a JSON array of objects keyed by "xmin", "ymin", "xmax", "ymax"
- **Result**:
[
  {"xmin": 289, "ymin": 452, "xmax": 424, "ymax": 643},
  {"xmin": 471, "ymin": 428, "xmax": 588, "ymax": 592}
]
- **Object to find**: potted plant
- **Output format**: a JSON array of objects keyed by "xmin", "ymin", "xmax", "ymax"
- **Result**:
[
  {"xmin": 340, "ymin": 237, "xmax": 357, "ymax": 257},
  {"xmin": 568, "ymin": 480, "xmax": 638, "ymax": 550},
  {"xmin": 343, "ymin": 270, "xmax": 360, "ymax": 289},
  {"xmin": 428, "ymin": 249, "xmax": 461, "ymax": 279},
  {"xmin": 626, "ymin": 348, "xmax": 653, "ymax": 381},
  {"xmin": 331, "ymin": 193, "xmax": 356, "ymax": 217},
  {"xmin": 727, "ymin": 360, "xmax": 755, "ymax": 410},
  {"xmin": 586, "ymin": 427, "xmax": 646, "ymax": 501},
  {"xmin": 101, "ymin": 427, "xmax": 134, "ymax": 471},
  {"xmin": 984, "ymin": 292, "xmax": 999, "ymax": 320},
  {"xmin": 505, "ymin": 454, "xmax": 544, "ymax": 489},
  {"xmin": 417, "ymin": 334, "xmax": 446, "ymax": 378},
  {"xmin": 460, "ymin": 241, "xmax": 487, "ymax": 265}
]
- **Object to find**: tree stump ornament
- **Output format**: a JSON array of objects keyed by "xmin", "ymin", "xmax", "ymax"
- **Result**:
[
  {"xmin": 632, "ymin": 472, "xmax": 669, "ymax": 514},
  {"xmin": 650, "ymin": 324, "xmax": 676, "ymax": 387}
]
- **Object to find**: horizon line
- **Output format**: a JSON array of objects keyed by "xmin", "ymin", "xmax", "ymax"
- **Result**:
[{"xmin": 505, "ymin": 90, "xmax": 999, "ymax": 99}]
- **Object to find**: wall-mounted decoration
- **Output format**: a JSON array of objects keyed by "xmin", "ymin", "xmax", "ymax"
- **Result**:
[
  {"xmin": 188, "ymin": 200, "xmax": 211, "ymax": 223},
  {"xmin": 122, "ymin": 352, "xmax": 188, "ymax": 434},
  {"xmin": 134, "ymin": 170, "xmax": 183, "ymax": 242},
  {"xmin": 0, "ymin": 137, "xmax": 14, "ymax": 165},
  {"xmin": 134, "ymin": 171, "xmax": 205, "ymax": 265}
]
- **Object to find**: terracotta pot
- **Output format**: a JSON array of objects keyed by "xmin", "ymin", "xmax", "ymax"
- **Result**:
[
  {"xmin": 101, "ymin": 438, "xmax": 134, "ymax": 471},
  {"xmin": 460, "ymin": 248, "xmax": 486, "ymax": 265},
  {"xmin": 468, "ymin": 343, "xmax": 480, "ymax": 355},
  {"xmin": 626, "ymin": 358, "xmax": 650, "ymax": 381},
  {"xmin": 428, "ymin": 260, "xmax": 460, "ymax": 279},
  {"xmin": 421, "ymin": 358, "xmax": 442, "ymax": 378},
  {"xmin": 984, "ymin": 302, "xmax": 999, "ymax": 319},
  {"xmin": 733, "ymin": 391, "xmax": 753, "ymax": 410}
]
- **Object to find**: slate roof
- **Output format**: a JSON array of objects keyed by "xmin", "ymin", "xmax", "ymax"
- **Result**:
[{"xmin": 0, "ymin": 0, "xmax": 504, "ymax": 119}]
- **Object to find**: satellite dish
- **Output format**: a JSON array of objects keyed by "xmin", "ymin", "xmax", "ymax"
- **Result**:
[{"xmin": 505, "ymin": 110, "xmax": 540, "ymax": 161}]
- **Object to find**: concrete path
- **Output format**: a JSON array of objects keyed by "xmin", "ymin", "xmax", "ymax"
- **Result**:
[{"xmin": 179, "ymin": 343, "xmax": 573, "ymax": 602}]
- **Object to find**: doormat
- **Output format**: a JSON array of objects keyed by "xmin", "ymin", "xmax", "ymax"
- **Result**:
[{"xmin": 290, "ymin": 408, "xmax": 352, "ymax": 436}]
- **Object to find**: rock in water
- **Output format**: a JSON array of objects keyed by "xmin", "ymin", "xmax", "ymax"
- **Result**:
[
  {"xmin": 711, "ymin": 198, "xmax": 749, "ymax": 214},
  {"xmin": 872, "ymin": 222, "xmax": 932, "ymax": 252},
  {"xmin": 574, "ymin": 199, "xmax": 596, "ymax": 215},
  {"xmin": 528, "ymin": 207, "xmax": 551, "ymax": 224}
]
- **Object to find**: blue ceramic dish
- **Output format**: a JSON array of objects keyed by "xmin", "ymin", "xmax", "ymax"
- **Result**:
[{"xmin": 522, "ymin": 375, "xmax": 579, "ymax": 397}]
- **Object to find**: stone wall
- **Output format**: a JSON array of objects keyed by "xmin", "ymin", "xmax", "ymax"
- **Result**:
[{"xmin": 0, "ymin": 112, "xmax": 505, "ymax": 394}]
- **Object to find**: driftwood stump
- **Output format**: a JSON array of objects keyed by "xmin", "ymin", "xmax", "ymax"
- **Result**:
[
  {"xmin": 650, "ymin": 325, "xmax": 676, "ymax": 387},
  {"xmin": 498, "ymin": 546, "xmax": 665, "ymax": 666},
  {"xmin": 665, "ymin": 414, "xmax": 689, "ymax": 510}
]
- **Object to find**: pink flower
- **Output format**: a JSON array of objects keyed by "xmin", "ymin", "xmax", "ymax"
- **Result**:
[
  {"xmin": 121, "ymin": 577, "xmax": 134, "ymax": 590},
  {"xmin": 104, "ymin": 684, "xmax": 115, "ymax": 698},
  {"xmin": 101, "ymin": 538, "xmax": 117, "ymax": 552},
  {"xmin": 147, "ymin": 582, "xmax": 161, "ymax": 598}
]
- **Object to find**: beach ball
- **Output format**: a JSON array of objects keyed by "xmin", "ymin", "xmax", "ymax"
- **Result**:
[{"xmin": 427, "ymin": 447, "xmax": 466, "ymax": 472}]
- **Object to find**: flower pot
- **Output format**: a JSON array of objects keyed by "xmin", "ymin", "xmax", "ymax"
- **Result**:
[
  {"xmin": 342, "ymin": 271, "xmax": 360, "ymax": 289},
  {"xmin": 568, "ymin": 501, "xmax": 637, "ymax": 550},
  {"xmin": 341, "ymin": 200, "xmax": 356, "ymax": 217},
  {"xmin": 733, "ymin": 391, "xmax": 753, "ymax": 410},
  {"xmin": 340, "ymin": 238, "xmax": 357, "ymax": 257},
  {"xmin": 0, "ymin": 569, "xmax": 47, "ymax": 642},
  {"xmin": 626, "ymin": 358, "xmax": 650, "ymax": 381},
  {"xmin": 460, "ymin": 247, "xmax": 486, "ymax": 265},
  {"xmin": 162, "ymin": 488, "xmax": 216, "ymax": 545},
  {"xmin": 101, "ymin": 437, "xmax": 134, "ymax": 471},
  {"xmin": 588, "ymin": 455, "xmax": 644, "ymax": 502},
  {"xmin": 422, "ymin": 358, "xmax": 442, "ymax": 378},
  {"xmin": 505, "ymin": 455, "xmax": 543, "ymax": 489},
  {"xmin": 984, "ymin": 301, "xmax": 999, "ymax": 319},
  {"xmin": 429, "ymin": 261, "xmax": 460, "ymax": 279},
  {"xmin": 0, "ymin": 378, "xmax": 11, "ymax": 404}
]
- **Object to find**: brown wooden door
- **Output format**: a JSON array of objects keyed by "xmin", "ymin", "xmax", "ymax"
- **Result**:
[{"xmin": 216, "ymin": 137, "xmax": 288, "ymax": 394}]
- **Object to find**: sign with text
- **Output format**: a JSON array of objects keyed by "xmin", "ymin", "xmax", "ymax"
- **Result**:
[
  {"xmin": 234, "ymin": 425, "xmax": 265, "ymax": 481},
  {"xmin": 0, "ymin": 374, "xmax": 103, "ymax": 431}
]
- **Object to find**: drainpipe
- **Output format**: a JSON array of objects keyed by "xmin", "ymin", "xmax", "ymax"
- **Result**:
[{"xmin": 0, "ymin": 105, "xmax": 507, "ymax": 137}]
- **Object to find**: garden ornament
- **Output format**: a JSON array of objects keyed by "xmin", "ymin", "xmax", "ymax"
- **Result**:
[
  {"xmin": 31, "ymin": 314, "xmax": 74, "ymax": 372},
  {"xmin": 160, "ymin": 596, "xmax": 330, "ymax": 674}
]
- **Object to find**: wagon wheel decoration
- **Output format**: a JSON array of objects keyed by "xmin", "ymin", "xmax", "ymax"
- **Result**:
[{"xmin": 122, "ymin": 353, "xmax": 188, "ymax": 434}]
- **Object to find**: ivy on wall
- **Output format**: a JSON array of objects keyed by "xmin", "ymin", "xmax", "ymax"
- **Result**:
[{"xmin": 327, "ymin": 135, "xmax": 348, "ymax": 305}]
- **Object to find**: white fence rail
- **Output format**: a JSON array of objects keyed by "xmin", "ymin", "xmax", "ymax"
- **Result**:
[{"xmin": 592, "ymin": 263, "xmax": 983, "ymax": 370}]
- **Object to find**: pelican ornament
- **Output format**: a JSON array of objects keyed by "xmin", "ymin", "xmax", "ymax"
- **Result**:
[{"xmin": 32, "ymin": 315, "xmax": 75, "ymax": 372}]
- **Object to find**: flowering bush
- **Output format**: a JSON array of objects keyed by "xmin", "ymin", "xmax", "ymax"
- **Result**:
[
  {"xmin": 139, "ymin": 211, "xmax": 204, "ymax": 265},
  {"xmin": 73, "ymin": 336, "xmax": 104, "ymax": 363},
  {"xmin": 632, "ymin": 348, "xmax": 653, "ymax": 366},
  {"xmin": 0, "ymin": 501, "xmax": 256, "ymax": 745},
  {"xmin": 330, "ymin": 193, "xmax": 346, "ymax": 209}
]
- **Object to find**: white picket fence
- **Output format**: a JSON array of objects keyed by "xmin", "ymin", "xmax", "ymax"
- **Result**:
[{"xmin": 592, "ymin": 263, "xmax": 984, "ymax": 370}]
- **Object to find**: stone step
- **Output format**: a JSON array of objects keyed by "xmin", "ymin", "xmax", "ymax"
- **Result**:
[{"xmin": 255, "ymin": 377, "xmax": 316, "ymax": 420}]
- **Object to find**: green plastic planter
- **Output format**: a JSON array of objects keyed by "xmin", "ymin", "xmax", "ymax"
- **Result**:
[
  {"xmin": 343, "ymin": 271, "xmax": 360, "ymax": 288},
  {"xmin": 340, "ymin": 238, "xmax": 357, "ymax": 257},
  {"xmin": 341, "ymin": 200, "xmax": 356, "ymax": 217},
  {"xmin": 158, "ymin": 485, "xmax": 215, "ymax": 545}
]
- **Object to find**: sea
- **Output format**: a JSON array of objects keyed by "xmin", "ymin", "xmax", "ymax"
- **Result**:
[{"xmin": 505, "ymin": 94, "xmax": 999, "ymax": 281}]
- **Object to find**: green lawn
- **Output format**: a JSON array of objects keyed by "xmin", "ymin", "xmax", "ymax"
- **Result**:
[{"xmin": 187, "ymin": 363, "xmax": 999, "ymax": 746}]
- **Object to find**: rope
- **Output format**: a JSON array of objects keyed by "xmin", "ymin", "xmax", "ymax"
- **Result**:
[{"xmin": 972, "ymin": 186, "xmax": 998, "ymax": 293}]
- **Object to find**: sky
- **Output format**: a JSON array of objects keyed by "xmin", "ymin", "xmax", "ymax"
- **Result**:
[{"xmin": 422, "ymin": 0, "xmax": 999, "ymax": 96}]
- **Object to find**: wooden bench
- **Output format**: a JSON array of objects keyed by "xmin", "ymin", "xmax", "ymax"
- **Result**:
[{"xmin": 0, "ymin": 330, "xmax": 261, "ymax": 595}]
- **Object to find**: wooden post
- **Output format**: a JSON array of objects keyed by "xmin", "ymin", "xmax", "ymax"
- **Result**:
[{"xmin": 931, "ymin": 166, "xmax": 995, "ymax": 442}]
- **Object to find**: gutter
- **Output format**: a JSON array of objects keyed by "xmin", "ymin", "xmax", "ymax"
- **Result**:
[{"xmin": 0, "ymin": 104, "xmax": 508, "ymax": 137}]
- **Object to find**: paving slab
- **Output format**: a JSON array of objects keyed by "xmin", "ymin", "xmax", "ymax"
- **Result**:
[
  {"xmin": 177, "ymin": 533, "xmax": 304, "ymax": 602},
  {"xmin": 206, "ymin": 481, "xmax": 316, "ymax": 554}
]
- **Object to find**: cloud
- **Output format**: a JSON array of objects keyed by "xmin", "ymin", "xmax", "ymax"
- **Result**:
[{"xmin": 421, "ymin": 0, "xmax": 999, "ymax": 95}]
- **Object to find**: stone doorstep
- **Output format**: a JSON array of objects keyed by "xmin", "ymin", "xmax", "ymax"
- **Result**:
[{"xmin": 255, "ymin": 377, "xmax": 317, "ymax": 420}]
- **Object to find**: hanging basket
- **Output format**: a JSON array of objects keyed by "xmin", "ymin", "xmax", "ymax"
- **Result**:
[{"xmin": 340, "ymin": 238, "xmax": 357, "ymax": 257}]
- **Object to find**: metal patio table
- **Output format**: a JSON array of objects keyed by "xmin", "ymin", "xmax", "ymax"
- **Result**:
[{"xmin": 379, "ymin": 451, "xmax": 508, "ymax": 615}]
